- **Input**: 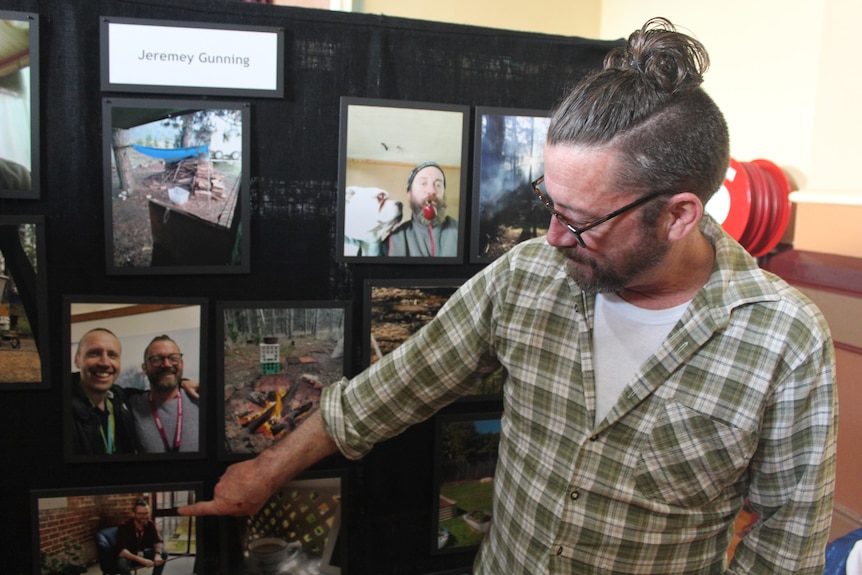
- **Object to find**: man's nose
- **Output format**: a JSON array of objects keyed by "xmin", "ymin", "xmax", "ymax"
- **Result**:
[{"xmin": 545, "ymin": 216, "xmax": 579, "ymax": 248}]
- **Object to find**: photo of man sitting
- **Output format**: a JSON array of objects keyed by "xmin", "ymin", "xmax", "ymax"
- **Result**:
[{"xmin": 115, "ymin": 499, "xmax": 168, "ymax": 575}]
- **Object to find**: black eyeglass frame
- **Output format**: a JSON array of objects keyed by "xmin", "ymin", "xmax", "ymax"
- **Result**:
[
  {"xmin": 531, "ymin": 175, "xmax": 675, "ymax": 247},
  {"xmin": 145, "ymin": 353, "xmax": 184, "ymax": 366}
]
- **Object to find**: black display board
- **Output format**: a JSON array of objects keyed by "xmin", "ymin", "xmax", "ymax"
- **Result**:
[{"xmin": 0, "ymin": 1, "xmax": 618, "ymax": 573}]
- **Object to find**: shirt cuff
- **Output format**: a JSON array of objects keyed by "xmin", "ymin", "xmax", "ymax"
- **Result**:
[{"xmin": 320, "ymin": 377, "xmax": 372, "ymax": 461}]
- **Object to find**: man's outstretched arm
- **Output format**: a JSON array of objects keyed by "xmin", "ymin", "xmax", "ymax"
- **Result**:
[{"xmin": 178, "ymin": 410, "xmax": 338, "ymax": 517}]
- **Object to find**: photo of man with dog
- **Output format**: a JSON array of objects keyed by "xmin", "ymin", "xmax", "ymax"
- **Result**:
[{"xmin": 338, "ymin": 100, "xmax": 467, "ymax": 260}]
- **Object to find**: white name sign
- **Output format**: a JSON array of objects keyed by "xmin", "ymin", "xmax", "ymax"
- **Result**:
[{"xmin": 102, "ymin": 18, "xmax": 283, "ymax": 96}]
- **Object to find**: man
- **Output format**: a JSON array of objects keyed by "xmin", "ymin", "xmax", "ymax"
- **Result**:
[
  {"xmin": 70, "ymin": 328, "xmax": 137, "ymax": 455},
  {"xmin": 0, "ymin": 157, "xmax": 30, "ymax": 192},
  {"xmin": 129, "ymin": 335, "xmax": 199, "ymax": 453},
  {"xmin": 182, "ymin": 18, "xmax": 837, "ymax": 574},
  {"xmin": 386, "ymin": 161, "xmax": 459, "ymax": 257},
  {"xmin": 115, "ymin": 499, "xmax": 168, "ymax": 575}
]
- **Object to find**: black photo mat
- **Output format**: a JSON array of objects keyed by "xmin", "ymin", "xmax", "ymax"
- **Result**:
[
  {"xmin": 32, "ymin": 482, "xmax": 202, "ymax": 575},
  {"xmin": 470, "ymin": 107, "xmax": 551, "ymax": 264},
  {"xmin": 63, "ymin": 295, "xmax": 208, "ymax": 463},
  {"xmin": 432, "ymin": 411, "xmax": 502, "ymax": 555},
  {"xmin": 363, "ymin": 277, "xmax": 504, "ymax": 399},
  {"xmin": 0, "ymin": 214, "xmax": 48, "ymax": 390},
  {"xmin": 220, "ymin": 470, "xmax": 346, "ymax": 575},
  {"xmin": 0, "ymin": 10, "xmax": 40, "ymax": 200},
  {"xmin": 217, "ymin": 300, "xmax": 351, "ymax": 460},
  {"xmin": 102, "ymin": 97, "xmax": 250, "ymax": 275},
  {"xmin": 336, "ymin": 97, "xmax": 469, "ymax": 263},
  {"xmin": 362, "ymin": 277, "xmax": 464, "ymax": 367}
]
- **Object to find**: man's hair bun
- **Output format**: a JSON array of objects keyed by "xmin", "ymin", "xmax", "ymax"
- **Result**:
[{"xmin": 604, "ymin": 17, "xmax": 709, "ymax": 94}]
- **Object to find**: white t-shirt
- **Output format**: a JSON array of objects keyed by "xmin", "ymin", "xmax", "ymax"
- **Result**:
[{"xmin": 593, "ymin": 292, "xmax": 690, "ymax": 425}]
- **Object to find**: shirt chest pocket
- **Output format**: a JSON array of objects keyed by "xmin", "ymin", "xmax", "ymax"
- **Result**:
[{"xmin": 634, "ymin": 400, "xmax": 758, "ymax": 508}]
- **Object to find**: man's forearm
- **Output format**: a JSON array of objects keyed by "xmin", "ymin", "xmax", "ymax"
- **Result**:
[
  {"xmin": 179, "ymin": 410, "xmax": 338, "ymax": 516},
  {"xmin": 119, "ymin": 548, "xmax": 146, "ymax": 565},
  {"xmin": 255, "ymin": 410, "xmax": 339, "ymax": 492}
]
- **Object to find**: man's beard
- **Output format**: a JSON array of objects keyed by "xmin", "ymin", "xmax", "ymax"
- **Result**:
[
  {"xmin": 149, "ymin": 369, "xmax": 181, "ymax": 391},
  {"xmin": 558, "ymin": 226, "xmax": 669, "ymax": 294},
  {"xmin": 410, "ymin": 196, "xmax": 447, "ymax": 226}
]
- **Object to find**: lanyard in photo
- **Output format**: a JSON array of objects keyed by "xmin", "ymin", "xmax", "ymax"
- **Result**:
[
  {"xmin": 151, "ymin": 391, "xmax": 183, "ymax": 452},
  {"xmin": 96, "ymin": 398, "xmax": 115, "ymax": 454}
]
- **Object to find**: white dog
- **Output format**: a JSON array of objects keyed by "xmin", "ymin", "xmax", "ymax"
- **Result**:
[{"xmin": 343, "ymin": 185, "xmax": 403, "ymax": 256}]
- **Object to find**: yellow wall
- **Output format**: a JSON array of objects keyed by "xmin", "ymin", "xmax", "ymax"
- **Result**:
[
  {"xmin": 273, "ymin": 0, "xmax": 331, "ymax": 8},
  {"xmin": 358, "ymin": 0, "xmax": 601, "ymax": 37}
]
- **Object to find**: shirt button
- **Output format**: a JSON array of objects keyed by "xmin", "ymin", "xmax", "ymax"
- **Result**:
[
  {"xmin": 556, "ymin": 545, "xmax": 564, "ymax": 556},
  {"xmin": 570, "ymin": 490, "xmax": 580, "ymax": 501}
]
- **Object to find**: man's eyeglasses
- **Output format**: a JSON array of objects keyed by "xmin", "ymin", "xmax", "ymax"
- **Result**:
[
  {"xmin": 531, "ymin": 175, "xmax": 674, "ymax": 248},
  {"xmin": 146, "ymin": 353, "xmax": 183, "ymax": 366}
]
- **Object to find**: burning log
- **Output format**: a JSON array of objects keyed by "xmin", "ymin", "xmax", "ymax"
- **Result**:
[
  {"xmin": 235, "ymin": 375, "xmax": 323, "ymax": 439},
  {"xmin": 246, "ymin": 390, "xmax": 273, "ymax": 407},
  {"xmin": 242, "ymin": 404, "xmax": 275, "ymax": 434},
  {"xmin": 270, "ymin": 401, "xmax": 314, "ymax": 436}
]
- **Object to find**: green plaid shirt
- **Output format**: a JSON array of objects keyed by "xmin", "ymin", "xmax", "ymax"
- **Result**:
[{"xmin": 321, "ymin": 216, "xmax": 837, "ymax": 574}]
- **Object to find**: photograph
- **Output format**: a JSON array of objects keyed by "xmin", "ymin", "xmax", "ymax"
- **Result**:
[
  {"xmin": 364, "ymin": 278, "xmax": 503, "ymax": 398},
  {"xmin": 218, "ymin": 302, "xmax": 350, "ymax": 458},
  {"xmin": 433, "ymin": 413, "xmax": 501, "ymax": 555},
  {"xmin": 337, "ymin": 97, "xmax": 469, "ymax": 263},
  {"xmin": 32, "ymin": 483, "xmax": 200, "ymax": 575},
  {"xmin": 102, "ymin": 98, "xmax": 250, "ymax": 274},
  {"xmin": 221, "ymin": 472, "xmax": 344, "ymax": 575},
  {"xmin": 0, "ymin": 10, "xmax": 39, "ymax": 199},
  {"xmin": 63, "ymin": 297, "xmax": 206, "ymax": 462},
  {"xmin": 0, "ymin": 215, "xmax": 48, "ymax": 389},
  {"xmin": 470, "ymin": 107, "xmax": 550, "ymax": 263}
]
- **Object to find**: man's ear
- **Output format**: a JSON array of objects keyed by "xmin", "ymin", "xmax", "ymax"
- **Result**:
[{"xmin": 663, "ymin": 192, "xmax": 703, "ymax": 242}]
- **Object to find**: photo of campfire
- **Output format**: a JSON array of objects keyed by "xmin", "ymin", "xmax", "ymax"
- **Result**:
[
  {"xmin": 220, "ymin": 303, "xmax": 348, "ymax": 456},
  {"xmin": 471, "ymin": 108, "xmax": 551, "ymax": 263}
]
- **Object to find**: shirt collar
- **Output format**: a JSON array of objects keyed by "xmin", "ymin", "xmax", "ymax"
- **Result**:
[{"xmin": 696, "ymin": 215, "xmax": 782, "ymax": 320}]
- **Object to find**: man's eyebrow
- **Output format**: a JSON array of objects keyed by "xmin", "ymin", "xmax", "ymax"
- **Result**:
[{"xmin": 549, "ymin": 193, "xmax": 596, "ymax": 222}]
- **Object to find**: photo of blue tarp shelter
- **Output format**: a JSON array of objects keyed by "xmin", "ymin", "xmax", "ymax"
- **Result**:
[{"xmin": 106, "ymin": 103, "xmax": 245, "ymax": 270}]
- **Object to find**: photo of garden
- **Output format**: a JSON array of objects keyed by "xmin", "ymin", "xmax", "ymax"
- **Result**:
[{"xmin": 435, "ymin": 417, "xmax": 501, "ymax": 552}]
